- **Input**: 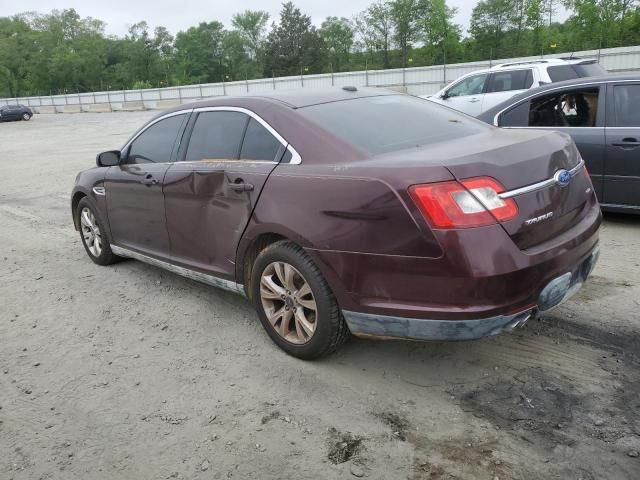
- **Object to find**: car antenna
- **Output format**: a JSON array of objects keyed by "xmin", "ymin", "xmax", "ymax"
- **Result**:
[{"xmin": 342, "ymin": 86, "xmax": 357, "ymax": 92}]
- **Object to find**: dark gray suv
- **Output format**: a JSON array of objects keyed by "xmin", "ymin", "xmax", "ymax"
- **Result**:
[{"xmin": 478, "ymin": 74, "xmax": 640, "ymax": 213}]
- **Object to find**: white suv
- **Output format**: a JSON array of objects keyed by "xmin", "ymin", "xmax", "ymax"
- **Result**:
[{"xmin": 423, "ymin": 58, "xmax": 606, "ymax": 116}]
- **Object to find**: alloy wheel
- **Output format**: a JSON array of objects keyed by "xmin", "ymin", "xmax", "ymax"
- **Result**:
[
  {"xmin": 22, "ymin": 113, "xmax": 30, "ymax": 121},
  {"xmin": 260, "ymin": 261, "xmax": 317, "ymax": 344},
  {"xmin": 80, "ymin": 207, "xmax": 102, "ymax": 257}
]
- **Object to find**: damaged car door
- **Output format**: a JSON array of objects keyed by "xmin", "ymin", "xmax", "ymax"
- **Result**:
[{"xmin": 163, "ymin": 108, "xmax": 287, "ymax": 280}]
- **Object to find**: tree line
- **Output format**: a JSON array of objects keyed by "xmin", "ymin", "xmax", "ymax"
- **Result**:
[{"xmin": 1, "ymin": 0, "xmax": 639, "ymax": 97}]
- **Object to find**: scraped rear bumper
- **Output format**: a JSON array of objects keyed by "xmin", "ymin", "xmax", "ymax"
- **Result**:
[{"xmin": 342, "ymin": 246, "xmax": 599, "ymax": 342}]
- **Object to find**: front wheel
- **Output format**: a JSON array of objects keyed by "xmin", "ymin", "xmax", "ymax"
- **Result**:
[
  {"xmin": 22, "ymin": 112, "xmax": 31, "ymax": 121},
  {"xmin": 251, "ymin": 241, "xmax": 349, "ymax": 359},
  {"xmin": 76, "ymin": 198, "xmax": 119, "ymax": 265}
]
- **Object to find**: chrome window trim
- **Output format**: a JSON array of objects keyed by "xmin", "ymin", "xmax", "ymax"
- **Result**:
[
  {"xmin": 499, "ymin": 159, "xmax": 585, "ymax": 199},
  {"xmin": 492, "ymin": 79, "xmax": 640, "ymax": 126},
  {"xmin": 192, "ymin": 106, "xmax": 302, "ymax": 164},
  {"xmin": 501, "ymin": 126, "xmax": 605, "ymax": 130},
  {"xmin": 110, "ymin": 245, "xmax": 246, "ymax": 297}
]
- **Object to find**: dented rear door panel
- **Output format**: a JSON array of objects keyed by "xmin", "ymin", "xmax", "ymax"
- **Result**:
[{"xmin": 163, "ymin": 160, "xmax": 278, "ymax": 279}]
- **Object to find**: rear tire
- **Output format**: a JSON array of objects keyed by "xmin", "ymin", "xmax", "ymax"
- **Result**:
[
  {"xmin": 22, "ymin": 112, "xmax": 31, "ymax": 121},
  {"xmin": 251, "ymin": 240, "xmax": 349, "ymax": 359},
  {"xmin": 77, "ymin": 198, "xmax": 119, "ymax": 266}
]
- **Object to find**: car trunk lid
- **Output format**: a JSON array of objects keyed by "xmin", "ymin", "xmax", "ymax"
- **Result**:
[
  {"xmin": 377, "ymin": 128, "xmax": 595, "ymax": 249},
  {"xmin": 439, "ymin": 129, "xmax": 594, "ymax": 249}
]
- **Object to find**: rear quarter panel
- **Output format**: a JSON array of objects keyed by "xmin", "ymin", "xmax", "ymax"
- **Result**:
[{"xmin": 236, "ymin": 161, "xmax": 453, "ymax": 305}]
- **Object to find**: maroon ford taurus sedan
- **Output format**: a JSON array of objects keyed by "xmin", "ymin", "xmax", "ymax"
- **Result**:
[{"xmin": 72, "ymin": 87, "xmax": 601, "ymax": 359}]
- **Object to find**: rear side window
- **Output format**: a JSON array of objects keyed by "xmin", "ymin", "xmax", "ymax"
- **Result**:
[
  {"xmin": 487, "ymin": 70, "xmax": 533, "ymax": 93},
  {"xmin": 299, "ymin": 95, "xmax": 487, "ymax": 155},
  {"xmin": 547, "ymin": 63, "xmax": 606, "ymax": 82},
  {"xmin": 613, "ymin": 85, "xmax": 640, "ymax": 127},
  {"xmin": 499, "ymin": 102, "xmax": 530, "ymax": 126},
  {"xmin": 127, "ymin": 114, "xmax": 186, "ymax": 164},
  {"xmin": 185, "ymin": 111, "xmax": 248, "ymax": 161},
  {"xmin": 240, "ymin": 118, "xmax": 283, "ymax": 162}
]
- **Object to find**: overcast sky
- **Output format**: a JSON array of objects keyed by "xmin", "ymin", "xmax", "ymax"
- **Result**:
[{"xmin": 1, "ymin": 0, "xmax": 569, "ymax": 38}]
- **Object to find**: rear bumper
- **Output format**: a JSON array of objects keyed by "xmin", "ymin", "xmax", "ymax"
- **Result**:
[
  {"xmin": 342, "ymin": 246, "xmax": 599, "ymax": 341},
  {"xmin": 343, "ymin": 308, "xmax": 536, "ymax": 341}
]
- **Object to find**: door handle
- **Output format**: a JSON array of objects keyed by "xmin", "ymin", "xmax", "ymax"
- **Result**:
[
  {"xmin": 229, "ymin": 181, "xmax": 254, "ymax": 192},
  {"xmin": 468, "ymin": 98, "xmax": 480, "ymax": 103},
  {"xmin": 613, "ymin": 137, "xmax": 640, "ymax": 148},
  {"xmin": 140, "ymin": 174, "xmax": 158, "ymax": 185}
]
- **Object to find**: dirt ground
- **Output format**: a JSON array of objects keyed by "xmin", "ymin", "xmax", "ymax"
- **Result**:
[{"xmin": 1, "ymin": 112, "xmax": 639, "ymax": 480}]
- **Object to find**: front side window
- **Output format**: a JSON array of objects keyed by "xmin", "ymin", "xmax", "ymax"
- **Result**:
[
  {"xmin": 613, "ymin": 85, "xmax": 640, "ymax": 127},
  {"xmin": 300, "ymin": 95, "xmax": 487, "ymax": 155},
  {"xmin": 240, "ymin": 118, "xmax": 283, "ymax": 162},
  {"xmin": 487, "ymin": 70, "xmax": 533, "ymax": 93},
  {"xmin": 528, "ymin": 87, "xmax": 600, "ymax": 127},
  {"xmin": 127, "ymin": 114, "xmax": 186, "ymax": 164},
  {"xmin": 446, "ymin": 74, "xmax": 488, "ymax": 97},
  {"xmin": 185, "ymin": 111, "xmax": 248, "ymax": 162}
]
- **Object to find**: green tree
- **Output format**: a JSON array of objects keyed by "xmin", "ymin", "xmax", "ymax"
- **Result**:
[
  {"xmin": 173, "ymin": 21, "xmax": 226, "ymax": 83},
  {"xmin": 0, "ymin": 15, "xmax": 37, "ymax": 96},
  {"xmin": 222, "ymin": 30, "xmax": 256, "ymax": 80},
  {"xmin": 153, "ymin": 26, "xmax": 174, "ymax": 86},
  {"xmin": 319, "ymin": 17, "xmax": 354, "ymax": 71},
  {"xmin": 469, "ymin": 0, "xmax": 517, "ymax": 58},
  {"xmin": 525, "ymin": 0, "xmax": 547, "ymax": 53},
  {"xmin": 2, "ymin": 2, "xmax": 640, "ymax": 99},
  {"xmin": 562, "ymin": 0, "xmax": 639, "ymax": 49},
  {"xmin": 417, "ymin": 0, "xmax": 462, "ymax": 64},
  {"xmin": 354, "ymin": 2, "xmax": 394, "ymax": 68},
  {"xmin": 263, "ymin": 2, "xmax": 326, "ymax": 76},
  {"xmin": 231, "ymin": 10, "xmax": 269, "ymax": 60},
  {"xmin": 389, "ymin": 0, "xmax": 421, "ymax": 67},
  {"xmin": 28, "ymin": 9, "xmax": 109, "ymax": 93}
]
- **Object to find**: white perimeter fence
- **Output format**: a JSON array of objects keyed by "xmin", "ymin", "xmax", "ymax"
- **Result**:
[{"xmin": 2, "ymin": 45, "xmax": 639, "ymax": 113}]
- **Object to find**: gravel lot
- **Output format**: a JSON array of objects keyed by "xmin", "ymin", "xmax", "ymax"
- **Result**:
[{"xmin": 1, "ymin": 112, "xmax": 639, "ymax": 480}]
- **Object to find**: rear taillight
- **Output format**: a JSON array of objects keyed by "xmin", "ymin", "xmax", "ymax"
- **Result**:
[{"xmin": 409, "ymin": 177, "xmax": 518, "ymax": 229}]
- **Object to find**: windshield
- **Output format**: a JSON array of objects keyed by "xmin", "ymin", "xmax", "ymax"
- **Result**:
[{"xmin": 299, "ymin": 95, "xmax": 487, "ymax": 156}]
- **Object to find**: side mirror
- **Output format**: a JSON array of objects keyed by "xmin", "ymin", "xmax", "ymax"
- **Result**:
[
  {"xmin": 96, "ymin": 150, "xmax": 120, "ymax": 167},
  {"xmin": 441, "ymin": 91, "xmax": 450, "ymax": 100}
]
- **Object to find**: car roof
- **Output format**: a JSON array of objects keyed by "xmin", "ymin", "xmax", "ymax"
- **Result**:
[
  {"xmin": 491, "ymin": 57, "xmax": 597, "ymax": 70},
  {"xmin": 477, "ymin": 73, "xmax": 639, "ymax": 123},
  {"xmin": 164, "ymin": 87, "xmax": 397, "ymax": 112},
  {"xmin": 449, "ymin": 58, "xmax": 600, "ymax": 79}
]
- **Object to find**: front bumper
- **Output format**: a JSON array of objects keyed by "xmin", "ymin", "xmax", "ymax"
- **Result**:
[{"xmin": 342, "ymin": 246, "xmax": 599, "ymax": 342}]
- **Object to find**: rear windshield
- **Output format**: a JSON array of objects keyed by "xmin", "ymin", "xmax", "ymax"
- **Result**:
[
  {"xmin": 547, "ymin": 63, "xmax": 607, "ymax": 82},
  {"xmin": 299, "ymin": 95, "xmax": 487, "ymax": 155}
]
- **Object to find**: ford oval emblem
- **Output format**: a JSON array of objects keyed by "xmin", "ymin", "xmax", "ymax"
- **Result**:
[{"xmin": 555, "ymin": 169, "xmax": 572, "ymax": 186}]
